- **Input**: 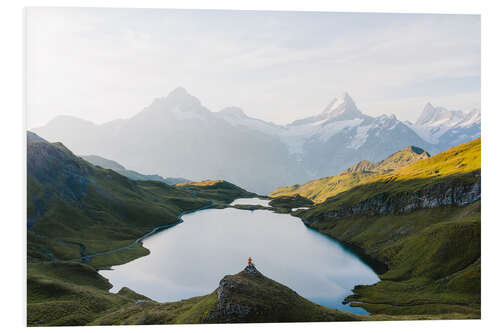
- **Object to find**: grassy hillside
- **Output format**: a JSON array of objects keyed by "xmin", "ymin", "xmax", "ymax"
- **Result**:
[
  {"xmin": 28, "ymin": 258, "xmax": 475, "ymax": 326},
  {"xmin": 301, "ymin": 138, "xmax": 480, "ymax": 217},
  {"xmin": 176, "ymin": 179, "xmax": 255, "ymax": 203},
  {"xmin": 89, "ymin": 263, "xmax": 359, "ymax": 325},
  {"xmin": 295, "ymin": 138, "xmax": 481, "ymax": 317},
  {"xmin": 270, "ymin": 145, "xmax": 430, "ymax": 203},
  {"xmin": 27, "ymin": 132, "xmax": 251, "ymax": 269},
  {"xmin": 27, "ymin": 132, "xmax": 481, "ymax": 324},
  {"xmin": 28, "ymin": 263, "xmax": 360, "ymax": 326},
  {"xmin": 310, "ymin": 202, "xmax": 480, "ymax": 317},
  {"xmin": 27, "ymin": 262, "xmax": 151, "ymax": 326},
  {"xmin": 269, "ymin": 194, "xmax": 314, "ymax": 209}
]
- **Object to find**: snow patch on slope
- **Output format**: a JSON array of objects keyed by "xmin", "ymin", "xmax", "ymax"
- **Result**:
[
  {"xmin": 280, "ymin": 118, "xmax": 363, "ymax": 155},
  {"xmin": 348, "ymin": 125, "xmax": 371, "ymax": 149},
  {"xmin": 409, "ymin": 104, "xmax": 480, "ymax": 144}
]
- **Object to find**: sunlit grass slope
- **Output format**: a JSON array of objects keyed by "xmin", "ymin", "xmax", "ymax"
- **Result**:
[
  {"xmin": 301, "ymin": 138, "xmax": 480, "ymax": 216},
  {"xmin": 270, "ymin": 145, "xmax": 431, "ymax": 203},
  {"xmin": 312, "ymin": 202, "xmax": 481, "ymax": 317},
  {"xmin": 296, "ymin": 138, "xmax": 481, "ymax": 317}
]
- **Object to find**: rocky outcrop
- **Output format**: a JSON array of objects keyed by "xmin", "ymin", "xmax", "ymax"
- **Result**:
[
  {"xmin": 304, "ymin": 175, "xmax": 481, "ymax": 224},
  {"xmin": 206, "ymin": 263, "xmax": 358, "ymax": 323},
  {"xmin": 242, "ymin": 263, "xmax": 260, "ymax": 275},
  {"xmin": 210, "ymin": 264, "xmax": 260, "ymax": 320}
]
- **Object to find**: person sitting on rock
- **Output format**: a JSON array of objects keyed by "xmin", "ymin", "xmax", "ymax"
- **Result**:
[{"xmin": 248, "ymin": 257, "xmax": 253, "ymax": 265}]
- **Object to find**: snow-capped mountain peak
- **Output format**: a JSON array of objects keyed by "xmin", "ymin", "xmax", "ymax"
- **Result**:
[
  {"xmin": 459, "ymin": 108, "xmax": 481, "ymax": 127},
  {"xmin": 215, "ymin": 106, "xmax": 284, "ymax": 136},
  {"xmin": 289, "ymin": 92, "xmax": 365, "ymax": 127},
  {"xmin": 415, "ymin": 102, "xmax": 464, "ymax": 127},
  {"xmin": 321, "ymin": 92, "xmax": 364, "ymax": 121},
  {"xmin": 409, "ymin": 103, "xmax": 480, "ymax": 147},
  {"xmin": 322, "ymin": 92, "xmax": 354, "ymax": 113}
]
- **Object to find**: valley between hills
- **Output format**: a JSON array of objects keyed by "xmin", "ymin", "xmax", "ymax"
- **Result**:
[{"xmin": 27, "ymin": 130, "xmax": 480, "ymax": 325}]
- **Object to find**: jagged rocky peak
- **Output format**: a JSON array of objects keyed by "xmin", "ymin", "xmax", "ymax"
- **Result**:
[
  {"xmin": 346, "ymin": 160, "xmax": 376, "ymax": 173},
  {"xmin": 321, "ymin": 92, "xmax": 364, "ymax": 120},
  {"xmin": 343, "ymin": 145, "xmax": 431, "ymax": 175},
  {"xmin": 289, "ymin": 91, "xmax": 366, "ymax": 126},
  {"xmin": 212, "ymin": 262, "xmax": 262, "ymax": 321},
  {"xmin": 416, "ymin": 102, "xmax": 441, "ymax": 125},
  {"xmin": 401, "ymin": 145, "xmax": 428, "ymax": 155},
  {"xmin": 209, "ymin": 260, "xmax": 358, "ymax": 323},
  {"xmin": 376, "ymin": 145, "xmax": 430, "ymax": 171},
  {"xmin": 323, "ymin": 92, "xmax": 354, "ymax": 110},
  {"xmin": 415, "ymin": 102, "xmax": 464, "ymax": 126}
]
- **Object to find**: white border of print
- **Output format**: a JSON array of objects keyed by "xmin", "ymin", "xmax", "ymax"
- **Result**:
[{"xmin": 1, "ymin": 0, "xmax": 498, "ymax": 332}]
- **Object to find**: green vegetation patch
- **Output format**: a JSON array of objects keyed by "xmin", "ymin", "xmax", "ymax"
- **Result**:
[
  {"xmin": 27, "ymin": 262, "xmax": 148, "ymax": 326},
  {"xmin": 177, "ymin": 179, "xmax": 255, "ymax": 203},
  {"xmin": 309, "ymin": 201, "xmax": 480, "ymax": 317},
  {"xmin": 269, "ymin": 194, "xmax": 314, "ymax": 209},
  {"xmin": 269, "ymin": 144, "xmax": 433, "ymax": 203}
]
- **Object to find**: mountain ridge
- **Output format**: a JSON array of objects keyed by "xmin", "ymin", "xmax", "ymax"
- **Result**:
[
  {"xmin": 270, "ymin": 144, "xmax": 431, "ymax": 203},
  {"xmin": 32, "ymin": 87, "xmax": 479, "ymax": 194},
  {"xmin": 81, "ymin": 154, "xmax": 190, "ymax": 185},
  {"xmin": 408, "ymin": 102, "xmax": 480, "ymax": 148},
  {"xmin": 27, "ymin": 131, "xmax": 252, "ymax": 267}
]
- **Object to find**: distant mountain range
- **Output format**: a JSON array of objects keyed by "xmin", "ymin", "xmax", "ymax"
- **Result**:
[
  {"xmin": 32, "ymin": 88, "xmax": 480, "ymax": 194},
  {"xmin": 81, "ymin": 154, "xmax": 190, "ymax": 185},
  {"xmin": 405, "ymin": 102, "xmax": 481, "ymax": 151}
]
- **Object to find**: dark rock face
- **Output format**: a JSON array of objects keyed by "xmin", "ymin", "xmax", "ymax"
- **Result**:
[
  {"xmin": 206, "ymin": 264, "xmax": 358, "ymax": 323},
  {"xmin": 305, "ymin": 175, "xmax": 481, "ymax": 224},
  {"xmin": 243, "ymin": 263, "xmax": 260, "ymax": 275},
  {"xmin": 215, "ymin": 278, "xmax": 251, "ymax": 318},
  {"xmin": 212, "ymin": 264, "xmax": 260, "ymax": 320}
]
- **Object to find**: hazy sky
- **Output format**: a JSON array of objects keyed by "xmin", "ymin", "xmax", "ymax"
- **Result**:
[{"xmin": 26, "ymin": 7, "xmax": 480, "ymax": 128}]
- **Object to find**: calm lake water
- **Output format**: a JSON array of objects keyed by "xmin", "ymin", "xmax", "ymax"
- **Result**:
[{"xmin": 100, "ymin": 198, "xmax": 379, "ymax": 315}]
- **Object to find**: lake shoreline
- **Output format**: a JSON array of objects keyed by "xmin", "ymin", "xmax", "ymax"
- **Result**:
[{"xmin": 99, "ymin": 198, "xmax": 379, "ymax": 315}]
